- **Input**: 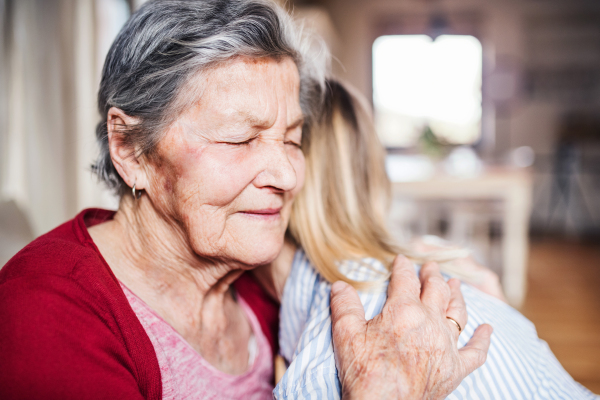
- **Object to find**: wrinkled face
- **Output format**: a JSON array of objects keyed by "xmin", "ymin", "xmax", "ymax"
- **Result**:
[{"xmin": 146, "ymin": 57, "xmax": 305, "ymax": 267}]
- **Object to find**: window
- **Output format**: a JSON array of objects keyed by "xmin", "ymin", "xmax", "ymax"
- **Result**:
[{"xmin": 373, "ymin": 35, "xmax": 482, "ymax": 148}]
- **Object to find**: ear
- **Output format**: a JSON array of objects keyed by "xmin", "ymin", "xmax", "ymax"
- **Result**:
[{"xmin": 107, "ymin": 107, "xmax": 149, "ymax": 191}]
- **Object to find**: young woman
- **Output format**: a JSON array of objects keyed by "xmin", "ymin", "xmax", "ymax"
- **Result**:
[{"xmin": 257, "ymin": 80, "xmax": 599, "ymax": 399}]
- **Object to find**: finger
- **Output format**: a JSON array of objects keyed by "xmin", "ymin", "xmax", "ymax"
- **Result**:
[
  {"xmin": 386, "ymin": 255, "xmax": 421, "ymax": 304},
  {"xmin": 458, "ymin": 324, "xmax": 493, "ymax": 375},
  {"xmin": 446, "ymin": 278, "xmax": 467, "ymax": 336},
  {"xmin": 419, "ymin": 262, "xmax": 451, "ymax": 314},
  {"xmin": 330, "ymin": 281, "xmax": 366, "ymax": 342}
]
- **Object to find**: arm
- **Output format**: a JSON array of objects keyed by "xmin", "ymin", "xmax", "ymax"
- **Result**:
[{"xmin": 331, "ymin": 257, "xmax": 493, "ymax": 400}]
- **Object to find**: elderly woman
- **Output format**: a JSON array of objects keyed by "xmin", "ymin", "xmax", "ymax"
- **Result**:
[{"xmin": 0, "ymin": 0, "xmax": 491, "ymax": 399}]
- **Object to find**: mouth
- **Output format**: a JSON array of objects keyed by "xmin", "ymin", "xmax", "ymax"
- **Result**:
[{"xmin": 239, "ymin": 208, "xmax": 282, "ymax": 219}]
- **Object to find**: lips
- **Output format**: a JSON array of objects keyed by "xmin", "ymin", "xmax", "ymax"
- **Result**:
[{"xmin": 240, "ymin": 207, "xmax": 282, "ymax": 216}]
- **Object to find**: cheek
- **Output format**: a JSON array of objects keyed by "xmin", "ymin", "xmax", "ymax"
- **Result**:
[
  {"xmin": 174, "ymin": 146, "xmax": 257, "ymax": 209},
  {"xmin": 142, "ymin": 154, "xmax": 178, "ymax": 213}
]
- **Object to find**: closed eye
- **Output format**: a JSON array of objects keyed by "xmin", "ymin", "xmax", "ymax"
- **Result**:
[
  {"xmin": 222, "ymin": 137, "xmax": 256, "ymax": 146},
  {"xmin": 285, "ymin": 140, "xmax": 302, "ymax": 148}
]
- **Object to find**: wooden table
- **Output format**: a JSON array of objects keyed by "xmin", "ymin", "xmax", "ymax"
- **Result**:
[{"xmin": 391, "ymin": 168, "xmax": 533, "ymax": 307}]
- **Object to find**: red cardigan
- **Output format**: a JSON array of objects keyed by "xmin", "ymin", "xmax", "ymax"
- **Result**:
[{"xmin": 0, "ymin": 209, "xmax": 279, "ymax": 399}]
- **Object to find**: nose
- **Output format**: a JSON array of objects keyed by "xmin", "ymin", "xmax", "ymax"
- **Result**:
[{"xmin": 253, "ymin": 141, "xmax": 298, "ymax": 192}]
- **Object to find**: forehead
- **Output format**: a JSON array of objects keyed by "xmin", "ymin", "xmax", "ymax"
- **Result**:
[{"xmin": 190, "ymin": 56, "xmax": 302, "ymax": 127}]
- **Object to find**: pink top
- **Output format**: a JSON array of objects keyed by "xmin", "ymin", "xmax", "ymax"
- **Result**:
[{"xmin": 120, "ymin": 283, "xmax": 274, "ymax": 400}]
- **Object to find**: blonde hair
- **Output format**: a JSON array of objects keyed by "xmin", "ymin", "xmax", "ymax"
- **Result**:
[
  {"xmin": 289, "ymin": 80, "xmax": 468, "ymax": 290},
  {"xmin": 289, "ymin": 80, "xmax": 396, "ymax": 290}
]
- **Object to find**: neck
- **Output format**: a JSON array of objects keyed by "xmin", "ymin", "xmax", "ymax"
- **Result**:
[
  {"xmin": 115, "ymin": 194, "xmax": 242, "ymax": 299},
  {"xmin": 89, "ymin": 194, "xmax": 247, "ymax": 363}
]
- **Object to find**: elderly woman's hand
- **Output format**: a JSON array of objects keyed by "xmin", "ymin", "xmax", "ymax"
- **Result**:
[{"xmin": 330, "ymin": 256, "xmax": 493, "ymax": 400}]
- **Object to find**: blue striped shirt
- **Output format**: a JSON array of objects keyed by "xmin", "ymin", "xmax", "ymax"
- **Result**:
[{"xmin": 273, "ymin": 249, "xmax": 599, "ymax": 400}]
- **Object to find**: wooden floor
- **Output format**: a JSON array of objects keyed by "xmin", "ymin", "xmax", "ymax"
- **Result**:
[{"xmin": 520, "ymin": 239, "xmax": 600, "ymax": 394}]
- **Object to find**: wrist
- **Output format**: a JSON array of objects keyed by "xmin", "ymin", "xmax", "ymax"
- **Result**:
[{"xmin": 341, "ymin": 374, "xmax": 409, "ymax": 400}]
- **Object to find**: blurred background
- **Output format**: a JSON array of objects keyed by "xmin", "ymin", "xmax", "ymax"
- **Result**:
[{"xmin": 0, "ymin": 0, "xmax": 599, "ymax": 392}]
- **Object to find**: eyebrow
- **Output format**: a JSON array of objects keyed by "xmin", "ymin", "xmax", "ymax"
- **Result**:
[{"xmin": 240, "ymin": 112, "xmax": 305, "ymax": 130}]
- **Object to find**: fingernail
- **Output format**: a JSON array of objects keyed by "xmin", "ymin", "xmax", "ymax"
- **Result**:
[{"xmin": 331, "ymin": 280, "xmax": 348, "ymax": 295}]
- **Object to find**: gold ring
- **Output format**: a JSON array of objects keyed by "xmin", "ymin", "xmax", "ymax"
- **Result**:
[{"xmin": 446, "ymin": 316, "xmax": 462, "ymax": 334}]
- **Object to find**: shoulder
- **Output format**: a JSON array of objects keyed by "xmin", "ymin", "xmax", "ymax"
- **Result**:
[
  {"xmin": 0, "ymin": 217, "xmax": 119, "ymax": 315},
  {"xmin": 1, "ymin": 209, "xmax": 111, "ymax": 282},
  {"xmin": 276, "ymin": 252, "xmax": 389, "ymax": 399},
  {"xmin": 0, "ymin": 209, "xmax": 124, "ymax": 309},
  {"xmin": 280, "ymin": 251, "xmax": 390, "ymax": 358}
]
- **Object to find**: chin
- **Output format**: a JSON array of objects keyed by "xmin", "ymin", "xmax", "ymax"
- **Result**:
[
  {"xmin": 187, "ymin": 218, "xmax": 288, "ymax": 267},
  {"xmin": 235, "ymin": 234, "xmax": 285, "ymax": 267}
]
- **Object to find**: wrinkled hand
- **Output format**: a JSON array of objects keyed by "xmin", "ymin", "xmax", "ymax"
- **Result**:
[{"xmin": 330, "ymin": 256, "xmax": 493, "ymax": 400}]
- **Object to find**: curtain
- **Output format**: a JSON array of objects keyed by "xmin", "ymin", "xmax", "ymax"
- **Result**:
[{"xmin": 0, "ymin": 0, "xmax": 123, "ymax": 237}]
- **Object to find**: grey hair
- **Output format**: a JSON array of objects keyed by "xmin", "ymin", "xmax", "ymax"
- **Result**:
[{"xmin": 93, "ymin": 0, "xmax": 329, "ymax": 194}]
